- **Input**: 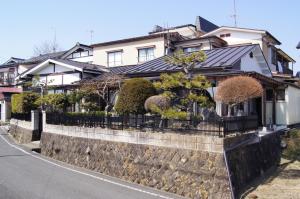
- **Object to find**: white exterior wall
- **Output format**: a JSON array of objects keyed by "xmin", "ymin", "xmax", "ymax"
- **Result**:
[
  {"xmin": 276, "ymin": 101, "xmax": 286, "ymax": 125},
  {"xmin": 285, "ymin": 86, "xmax": 300, "ymax": 125},
  {"xmin": 93, "ymin": 37, "xmax": 166, "ymax": 66},
  {"xmin": 214, "ymin": 30, "xmax": 263, "ymax": 48},
  {"xmin": 69, "ymin": 56, "xmax": 93, "ymax": 63},
  {"xmin": 240, "ymin": 46, "xmax": 271, "ymax": 76},
  {"xmin": 31, "ymin": 63, "xmax": 81, "ymax": 86},
  {"xmin": 265, "ymin": 102, "xmax": 273, "ymax": 125}
]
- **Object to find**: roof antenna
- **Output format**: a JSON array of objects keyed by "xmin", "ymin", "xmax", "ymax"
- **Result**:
[
  {"xmin": 89, "ymin": 30, "xmax": 94, "ymax": 45},
  {"xmin": 231, "ymin": 0, "xmax": 238, "ymax": 27},
  {"xmin": 50, "ymin": 27, "xmax": 57, "ymax": 52}
]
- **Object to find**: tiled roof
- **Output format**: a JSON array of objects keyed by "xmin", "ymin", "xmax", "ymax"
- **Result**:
[
  {"xmin": 110, "ymin": 44, "xmax": 258, "ymax": 75},
  {"xmin": 20, "ymin": 51, "xmax": 67, "ymax": 64},
  {"xmin": 52, "ymin": 59, "xmax": 106, "ymax": 72}
]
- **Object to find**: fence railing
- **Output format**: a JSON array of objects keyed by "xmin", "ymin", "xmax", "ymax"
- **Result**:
[
  {"xmin": 46, "ymin": 113, "xmax": 258, "ymax": 137},
  {"xmin": 11, "ymin": 112, "xmax": 31, "ymax": 121}
]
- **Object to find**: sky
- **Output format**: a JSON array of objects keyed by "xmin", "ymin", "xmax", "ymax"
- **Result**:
[{"xmin": 1, "ymin": 0, "xmax": 300, "ymax": 71}]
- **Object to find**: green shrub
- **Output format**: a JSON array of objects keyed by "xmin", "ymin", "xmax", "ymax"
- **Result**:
[
  {"xmin": 38, "ymin": 93, "xmax": 70, "ymax": 112},
  {"xmin": 11, "ymin": 92, "xmax": 40, "ymax": 113},
  {"xmin": 115, "ymin": 78, "xmax": 156, "ymax": 114}
]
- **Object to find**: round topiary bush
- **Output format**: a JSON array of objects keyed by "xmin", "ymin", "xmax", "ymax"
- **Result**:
[
  {"xmin": 144, "ymin": 95, "xmax": 170, "ymax": 113},
  {"xmin": 115, "ymin": 78, "xmax": 156, "ymax": 114}
]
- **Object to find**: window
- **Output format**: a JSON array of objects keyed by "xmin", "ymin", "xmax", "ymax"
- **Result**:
[
  {"xmin": 276, "ymin": 89, "xmax": 285, "ymax": 101},
  {"xmin": 0, "ymin": 72, "xmax": 4, "ymax": 83},
  {"xmin": 183, "ymin": 46, "xmax": 201, "ymax": 53},
  {"xmin": 266, "ymin": 89, "xmax": 274, "ymax": 101},
  {"xmin": 7, "ymin": 72, "xmax": 14, "ymax": 84},
  {"xmin": 72, "ymin": 52, "xmax": 81, "ymax": 58},
  {"xmin": 271, "ymin": 47, "xmax": 277, "ymax": 65},
  {"xmin": 80, "ymin": 51, "xmax": 89, "ymax": 57},
  {"xmin": 138, "ymin": 47, "xmax": 154, "ymax": 62},
  {"xmin": 220, "ymin": 33, "xmax": 231, "ymax": 38},
  {"xmin": 107, "ymin": 51, "xmax": 122, "ymax": 67}
]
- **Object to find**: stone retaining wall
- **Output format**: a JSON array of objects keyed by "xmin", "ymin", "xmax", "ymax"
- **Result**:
[
  {"xmin": 9, "ymin": 124, "xmax": 39, "ymax": 144},
  {"xmin": 43, "ymin": 123, "xmax": 225, "ymax": 153},
  {"xmin": 41, "ymin": 132, "xmax": 231, "ymax": 199}
]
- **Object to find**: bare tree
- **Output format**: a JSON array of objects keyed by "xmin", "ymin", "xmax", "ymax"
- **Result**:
[
  {"xmin": 80, "ymin": 73, "xmax": 124, "ymax": 107},
  {"xmin": 33, "ymin": 40, "xmax": 61, "ymax": 56},
  {"xmin": 215, "ymin": 76, "xmax": 263, "ymax": 116}
]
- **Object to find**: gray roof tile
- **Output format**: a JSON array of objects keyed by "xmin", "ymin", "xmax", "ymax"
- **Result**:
[{"xmin": 110, "ymin": 44, "xmax": 257, "ymax": 75}]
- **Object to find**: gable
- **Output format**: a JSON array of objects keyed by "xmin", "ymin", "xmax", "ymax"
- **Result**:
[
  {"xmin": 240, "ymin": 46, "xmax": 271, "ymax": 76},
  {"xmin": 19, "ymin": 59, "xmax": 84, "ymax": 79},
  {"xmin": 35, "ymin": 62, "xmax": 74, "ymax": 74}
]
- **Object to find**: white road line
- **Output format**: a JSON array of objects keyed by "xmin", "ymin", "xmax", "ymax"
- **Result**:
[{"xmin": 0, "ymin": 132, "xmax": 174, "ymax": 199}]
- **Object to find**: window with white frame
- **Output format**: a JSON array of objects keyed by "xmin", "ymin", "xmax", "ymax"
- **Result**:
[
  {"xmin": 107, "ymin": 51, "xmax": 122, "ymax": 67},
  {"xmin": 138, "ymin": 47, "xmax": 154, "ymax": 62},
  {"xmin": 183, "ymin": 46, "xmax": 201, "ymax": 53}
]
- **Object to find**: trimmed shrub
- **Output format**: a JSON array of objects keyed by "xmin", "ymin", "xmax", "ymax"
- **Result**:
[
  {"xmin": 11, "ymin": 92, "xmax": 40, "ymax": 113},
  {"xmin": 115, "ymin": 78, "xmax": 156, "ymax": 114},
  {"xmin": 144, "ymin": 95, "xmax": 170, "ymax": 113}
]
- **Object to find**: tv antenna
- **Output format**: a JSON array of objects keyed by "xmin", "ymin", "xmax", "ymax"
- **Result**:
[
  {"xmin": 89, "ymin": 30, "xmax": 94, "ymax": 45},
  {"xmin": 51, "ymin": 27, "xmax": 57, "ymax": 52},
  {"xmin": 231, "ymin": 0, "xmax": 238, "ymax": 27}
]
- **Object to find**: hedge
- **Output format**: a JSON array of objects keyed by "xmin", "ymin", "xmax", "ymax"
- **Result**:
[{"xmin": 11, "ymin": 92, "xmax": 40, "ymax": 113}]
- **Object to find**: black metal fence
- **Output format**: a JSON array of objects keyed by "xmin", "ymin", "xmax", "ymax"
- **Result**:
[
  {"xmin": 11, "ymin": 112, "xmax": 31, "ymax": 121},
  {"xmin": 46, "ymin": 113, "xmax": 258, "ymax": 137}
]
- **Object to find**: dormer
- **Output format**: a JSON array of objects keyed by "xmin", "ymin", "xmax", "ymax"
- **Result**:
[{"xmin": 61, "ymin": 42, "xmax": 93, "ymax": 63}]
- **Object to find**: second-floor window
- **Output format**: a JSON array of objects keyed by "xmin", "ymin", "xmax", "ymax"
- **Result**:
[
  {"xmin": 0, "ymin": 72, "xmax": 4, "ymax": 83},
  {"xmin": 138, "ymin": 47, "xmax": 154, "ymax": 62},
  {"xmin": 107, "ymin": 51, "xmax": 122, "ymax": 67},
  {"xmin": 183, "ymin": 46, "xmax": 201, "ymax": 53}
]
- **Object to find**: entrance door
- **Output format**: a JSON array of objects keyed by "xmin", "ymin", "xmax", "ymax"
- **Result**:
[{"xmin": 255, "ymin": 97, "xmax": 262, "ymax": 126}]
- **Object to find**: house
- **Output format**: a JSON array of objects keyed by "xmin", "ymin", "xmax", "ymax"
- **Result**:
[{"xmin": 3, "ymin": 15, "xmax": 299, "ymax": 128}]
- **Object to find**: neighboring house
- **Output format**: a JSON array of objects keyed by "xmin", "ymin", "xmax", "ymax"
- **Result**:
[
  {"xmin": 16, "ymin": 59, "xmax": 106, "ymax": 94},
  {"xmin": 201, "ymin": 26, "xmax": 295, "ymax": 77},
  {"xmin": 91, "ymin": 16, "xmax": 219, "ymax": 67}
]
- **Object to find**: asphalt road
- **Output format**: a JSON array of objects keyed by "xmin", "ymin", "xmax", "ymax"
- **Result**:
[{"xmin": 0, "ymin": 128, "xmax": 185, "ymax": 199}]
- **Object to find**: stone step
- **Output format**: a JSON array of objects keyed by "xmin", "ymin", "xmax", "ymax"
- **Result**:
[{"xmin": 23, "ymin": 141, "xmax": 41, "ymax": 153}]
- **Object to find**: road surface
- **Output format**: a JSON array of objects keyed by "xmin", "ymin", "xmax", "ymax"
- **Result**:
[{"xmin": 0, "ymin": 128, "xmax": 185, "ymax": 199}]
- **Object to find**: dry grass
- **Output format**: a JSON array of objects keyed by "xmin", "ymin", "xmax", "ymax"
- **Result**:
[{"xmin": 245, "ymin": 130, "xmax": 300, "ymax": 199}]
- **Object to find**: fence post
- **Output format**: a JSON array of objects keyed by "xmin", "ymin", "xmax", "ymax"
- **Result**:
[
  {"xmin": 42, "ymin": 111, "xmax": 46, "ymax": 132},
  {"xmin": 31, "ymin": 110, "xmax": 39, "ymax": 131}
]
